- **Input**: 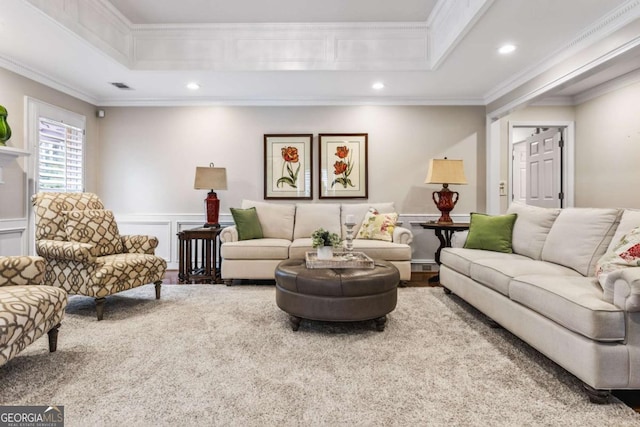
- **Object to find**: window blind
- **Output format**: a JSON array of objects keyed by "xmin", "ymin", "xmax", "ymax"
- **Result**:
[{"xmin": 38, "ymin": 117, "xmax": 84, "ymax": 192}]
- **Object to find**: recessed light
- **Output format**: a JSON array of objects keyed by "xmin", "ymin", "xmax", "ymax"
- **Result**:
[
  {"xmin": 498, "ymin": 44, "xmax": 516, "ymax": 55},
  {"xmin": 186, "ymin": 82, "xmax": 200, "ymax": 90},
  {"xmin": 372, "ymin": 82, "xmax": 385, "ymax": 90}
]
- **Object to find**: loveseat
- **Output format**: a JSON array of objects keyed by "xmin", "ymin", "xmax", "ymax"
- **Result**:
[
  {"xmin": 220, "ymin": 200, "xmax": 413, "ymax": 282},
  {"xmin": 0, "ymin": 256, "xmax": 68, "ymax": 366},
  {"xmin": 439, "ymin": 203, "xmax": 640, "ymax": 403}
]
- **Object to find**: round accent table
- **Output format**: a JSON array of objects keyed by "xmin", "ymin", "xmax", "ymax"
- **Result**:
[{"xmin": 275, "ymin": 259, "xmax": 400, "ymax": 332}]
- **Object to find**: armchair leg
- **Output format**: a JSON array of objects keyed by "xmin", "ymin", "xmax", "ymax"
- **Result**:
[
  {"xmin": 47, "ymin": 323, "xmax": 61, "ymax": 352},
  {"xmin": 154, "ymin": 281, "xmax": 162, "ymax": 299},
  {"xmin": 95, "ymin": 297, "xmax": 106, "ymax": 321}
]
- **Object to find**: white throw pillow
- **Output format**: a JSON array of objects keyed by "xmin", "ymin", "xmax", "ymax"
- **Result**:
[
  {"xmin": 356, "ymin": 208, "xmax": 398, "ymax": 242},
  {"xmin": 340, "ymin": 202, "xmax": 395, "ymax": 239}
]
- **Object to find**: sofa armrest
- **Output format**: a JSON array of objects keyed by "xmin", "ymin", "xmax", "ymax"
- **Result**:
[
  {"xmin": 220, "ymin": 226, "xmax": 239, "ymax": 243},
  {"xmin": 36, "ymin": 240, "xmax": 97, "ymax": 263},
  {"xmin": 604, "ymin": 267, "xmax": 640, "ymax": 311},
  {"xmin": 392, "ymin": 226, "xmax": 413, "ymax": 245},
  {"xmin": 121, "ymin": 235, "xmax": 158, "ymax": 254},
  {"xmin": 0, "ymin": 256, "xmax": 46, "ymax": 287}
]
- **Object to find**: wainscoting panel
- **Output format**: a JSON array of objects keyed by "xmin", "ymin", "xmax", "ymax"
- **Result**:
[
  {"xmin": 0, "ymin": 218, "xmax": 28, "ymax": 256},
  {"xmin": 114, "ymin": 212, "xmax": 470, "ymax": 272}
]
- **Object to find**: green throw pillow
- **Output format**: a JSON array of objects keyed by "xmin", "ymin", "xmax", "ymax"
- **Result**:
[
  {"xmin": 463, "ymin": 213, "xmax": 517, "ymax": 253},
  {"xmin": 230, "ymin": 207, "xmax": 264, "ymax": 241}
]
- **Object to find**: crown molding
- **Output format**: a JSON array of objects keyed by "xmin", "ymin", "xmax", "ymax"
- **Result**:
[
  {"xmin": 484, "ymin": 0, "xmax": 640, "ymax": 104},
  {"xmin": 95, "ymin": 96, "xmax": 486, "ymax": 107},
  {"xmin": 427, "ymin": 0, "xmax": 494, "ymax": 69},
  {"xmin": 0, "ymin": 55, "xmax": 99, "ymax": 105}
]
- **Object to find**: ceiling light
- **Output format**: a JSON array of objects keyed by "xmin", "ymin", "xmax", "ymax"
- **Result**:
[
  {"xmin": 498, "ymin": 44, "xmax": 516, "ymax": 55},
  {"xmin": 186, "ymin": 82, "xmax": 200, "ymax": 90},
  {"xmin": 372, "ymin": 82, "xmax": 385, "ymax": 90}
]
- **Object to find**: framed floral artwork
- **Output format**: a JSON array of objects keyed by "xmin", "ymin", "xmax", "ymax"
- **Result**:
[
  {"xmin": 264, "ymin": 134, "xmax": 313, "ymax": 199},
  {"xmin": 319, "ymin": 133, "xmax": 368, "ymax": 199}
]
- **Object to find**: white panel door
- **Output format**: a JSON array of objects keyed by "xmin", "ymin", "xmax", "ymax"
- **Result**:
[
  {"xmin": 526, "ymin": 128, "xmax": 562, "ymax": 208},
  {"xmin": 512, "ymin": 141, "xmax": 527, "ymax": 204}
]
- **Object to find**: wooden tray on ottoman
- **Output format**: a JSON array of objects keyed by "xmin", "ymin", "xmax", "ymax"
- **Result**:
[{"xmin": 305, "ymin": 251, "xmax": 375, "ymax": 269}]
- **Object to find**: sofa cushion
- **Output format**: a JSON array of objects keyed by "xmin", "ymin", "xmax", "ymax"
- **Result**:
[
  {"xmin": 608, "ymin": 209, "xmax": 640, "ymax": 252},
  {"xmin": 241, "ymin": 200, "xmax": 295, "ymax": 240},
  {"xmin": 440, "ymin": 247, "xmax": 530, "ymax": 277},
  {"xmin": 463, "ymin": 213, "xmax": 517, "ymax": 253},
  {"xmin": 220, "ymin": 238, "xmax": 290, "ymax": 260},
  {"xmin": 356, "ymin": 209, "xmax": 398, "ymax": 242},
  {"xmin": 541, "ymin": 208, "xmax": 620, "ymax": 276},
  {"xmin": 509, "ymin": 275, "xmax": 625, "ymax": 341},
  {"xmin": 340, "ymin": 202, "xmax": 395, "ymax": 238},
  {"xmin": 289, "ymin": 238, "xmax": 315, "ymax": 259},
  {"xmin": 352, "ymin": 240, "xmax": 411, "ymax": 261},
  {"xmin": 63, "ymin": 209, "xmax": 124, "ymax": 256},
  {"xmin": 470, "ymin": 259, "xmax": 581, "ymax": 296},
  {"xmin": 507, "ymin": 202, "xmax": 560, "ymax": 260},
  {"xmin": 293, "ymin": 203, "xmax": 341, "ymax": 239},
  {"xmin": 230, "ymin": 207, "xmax": 264, "ymax": 240}
]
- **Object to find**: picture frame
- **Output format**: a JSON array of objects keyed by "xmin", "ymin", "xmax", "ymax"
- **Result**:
[
  {"xmin": 319, "ymin": 133, "xmax": 368, "ymax": 199},
  {"xmin": 264, "ymin": 134, "xmax": 313, "ymax": 200}
]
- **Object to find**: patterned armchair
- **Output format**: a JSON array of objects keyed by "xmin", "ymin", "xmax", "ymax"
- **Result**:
[
  {"xmin": 32, "ymin": 192, "xmax": 167, "ymax": 320},
  {"xmin": 0, "ymin": 256, "xmax": 67, "ymax": 366}
]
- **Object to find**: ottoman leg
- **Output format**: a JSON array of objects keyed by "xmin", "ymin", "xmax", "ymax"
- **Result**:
[
  {"xmin": 289, "ymin": 315, "xmax": 302, "ymax": 331},
  {"xmin": 375, "ymin": 316, "xmax": 387, "ymax": 332}
]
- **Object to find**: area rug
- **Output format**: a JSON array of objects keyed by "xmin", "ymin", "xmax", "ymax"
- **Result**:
[{"xmin": 1, "ymin": 285, "xmax": 639, "ymax": 426}]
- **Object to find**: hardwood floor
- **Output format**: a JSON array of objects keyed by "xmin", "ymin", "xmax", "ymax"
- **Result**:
[{"xmin": 160, "ymin": 269, "xmax": 640, "ymax": 411}]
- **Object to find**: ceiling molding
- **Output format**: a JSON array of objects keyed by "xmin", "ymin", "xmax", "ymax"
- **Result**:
[
  {"xmin": 573, "ymin": 66, "xmax": 640, "ymax": 104},
  {"xmin": 95, "ymin": 96, "xmax": 486, "ymax": 108},
  {"xmin": 25, "ymin": 0, "xmax": 493, "ymax": 73},
  {"xmin": 484, "ymin": 0, "xmax": 640, "ymax": 104},
  {"xmin": 0, "ymin": 54, "xmax": 98, "ymax": 105},
  {"xmin": 427, "ymin": 0, "xmax": 494, "ymax": 69}
]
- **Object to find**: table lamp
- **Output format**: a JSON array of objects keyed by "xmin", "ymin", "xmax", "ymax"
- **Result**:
[
  {"xmin": 194, "ymin": 163, "xmax": 228, "ymax": 228},
  {"xmin": 424, "ymin": 158, "xmax": 467, "ymax": 224}
]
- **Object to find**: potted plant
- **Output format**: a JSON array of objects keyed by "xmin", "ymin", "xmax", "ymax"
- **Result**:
[{"xmin": 311, "ymin": 228, "xmax": 342, "ymax": 260}]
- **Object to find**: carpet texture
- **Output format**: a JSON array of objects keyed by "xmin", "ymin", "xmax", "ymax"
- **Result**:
[{"xmin": 1, "ymin": 285, "xmax": 639, "ymax": 426}]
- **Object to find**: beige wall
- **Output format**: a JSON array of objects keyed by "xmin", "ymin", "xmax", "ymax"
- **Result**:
[
  {"xmin": 574, "ymin": 80, "xmax": 640, "ymax": 208},
  {"xmin": 97, "ymin": 105, "xmax": 486, "ymax": 216},
  {"xmin": 498, "ymin": 81, "xmax": 640, "ymax": 210},
  {"xmin": 0, "ymin": 67, "xmax": 99, "ymax": 219}
]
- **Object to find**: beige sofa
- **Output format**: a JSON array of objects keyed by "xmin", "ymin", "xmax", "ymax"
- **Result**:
[
  {"xmin": 440, "ymin": 203, "xmax": 640, "ymax": 403},
  {"xmin": 221, "ymin": 200, "xmax": 413, "ymax": 282}
]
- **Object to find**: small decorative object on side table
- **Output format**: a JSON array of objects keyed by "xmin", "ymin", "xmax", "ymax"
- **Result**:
[
  {"xmin": 420, "ymin": 222, "xmax": 470, "ymax": 290},
  {"xmin": 177, "ymin": 227, "xmax": 224, "ymax": 284}
]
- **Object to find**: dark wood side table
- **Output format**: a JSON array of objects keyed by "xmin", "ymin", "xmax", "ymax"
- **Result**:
[
  {"xmin": 177, "ymin": 227, "xmax": 223, "ymax": 284},
  {"xmin": 420, "ymin": 222, "xmax": 470, "ymax": 287}
]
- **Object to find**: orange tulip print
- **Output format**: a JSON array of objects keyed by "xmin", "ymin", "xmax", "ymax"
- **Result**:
[
  {"xmin": 331, "ymin": 145, "xmax": 355, "ymax": 188},
  {"xmin": 277, "ymin": 146, "xmax": 300, "ymax": 188}
]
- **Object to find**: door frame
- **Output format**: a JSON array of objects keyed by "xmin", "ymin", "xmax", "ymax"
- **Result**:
[{"xmin": 507, "ymin": 121, "xmax": 575, "ymax": 210}]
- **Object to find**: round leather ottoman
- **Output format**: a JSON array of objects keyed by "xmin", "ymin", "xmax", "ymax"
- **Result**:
[{"xmin": 275, "ymin": 258, "xmax": 400, "ymax": 331}]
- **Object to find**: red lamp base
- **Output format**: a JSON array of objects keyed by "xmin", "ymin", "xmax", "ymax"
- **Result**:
[
  {"xmin": 204, "ymin": 191, "xmax": 221, "ymax": 228},
  {"xmin": 432, "ymin": 185, "xmax": 459, "ymax": 224}
]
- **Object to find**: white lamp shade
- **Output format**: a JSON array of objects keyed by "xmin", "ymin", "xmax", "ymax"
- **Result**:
[{"xmin": 424, "ymin": 159, "xmax": 467, "ymax": 185}]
